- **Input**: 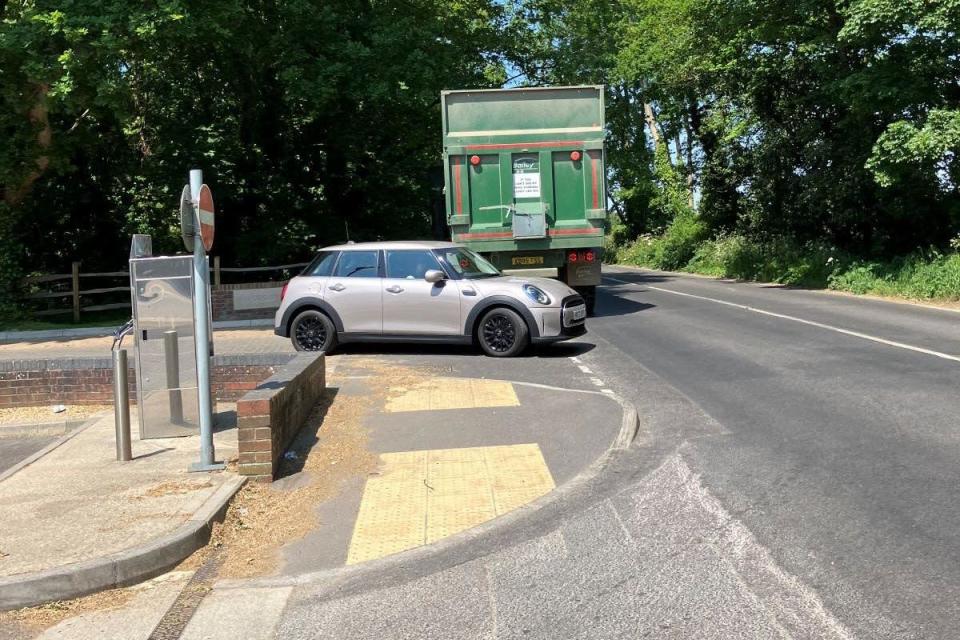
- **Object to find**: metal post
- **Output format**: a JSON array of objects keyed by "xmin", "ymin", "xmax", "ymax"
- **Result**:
[
  {"xmin": 113, "ymin": 349, "xmax": 132, "ymax": 462},
  {"xmin": 163, "ymin": 330, "xmax": 184, "ymax": 424},
  {"xmin": 213, "ymin": 255, "xmax": 221, "ymax": 287},
  {"xmin": 189, "ymin": 169, "xmax": 224, "ymax": 471},
  {"xmin": 71, "ymin": 262, "xmax": 81, "ymax": 323}
]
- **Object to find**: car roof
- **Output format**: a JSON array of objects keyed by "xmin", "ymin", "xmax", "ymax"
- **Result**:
[{"xmin": 321, "ymin": 240, "xmax": 462, "ymax": 251}]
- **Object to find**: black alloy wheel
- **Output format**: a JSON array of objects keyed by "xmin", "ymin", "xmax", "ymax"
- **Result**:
[
  {"xmin": 291, "ymin": 310, "xmax": 337, "ymax": 353},
  {"xmin": 477, "ymin": 307, "xmax": 529, "ymax": 357}
]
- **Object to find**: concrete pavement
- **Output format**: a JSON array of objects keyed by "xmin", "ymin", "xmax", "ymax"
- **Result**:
[{"xmin": 0, "ymin": 412, "xmax": 242, "ymax": 610}]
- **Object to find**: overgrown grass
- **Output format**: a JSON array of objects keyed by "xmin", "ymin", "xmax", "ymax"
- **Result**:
[{"xmin": 612, "ymin": 230, "xmax": 960, "ymax": 302}]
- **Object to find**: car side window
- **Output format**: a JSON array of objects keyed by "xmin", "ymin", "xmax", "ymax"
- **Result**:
[
  {"xmin": 385, "ymin": 250, "xmax": 442, "ymax": 280},
  {"xmin": 304, "ymin": 251, "xmax": 339, "ymax": 277},
  {"xmin": 333, "ymin": 250, "xmax": 379, "ymax": 278}
]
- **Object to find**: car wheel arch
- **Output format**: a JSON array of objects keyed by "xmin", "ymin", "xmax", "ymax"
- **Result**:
[
  {"xmin": 282, "ymin": 298, "xmax": 344, "ymax": 336},
  {"xmin": 464, "ymin": 296, "xmax": 540, "ymax": 340}
]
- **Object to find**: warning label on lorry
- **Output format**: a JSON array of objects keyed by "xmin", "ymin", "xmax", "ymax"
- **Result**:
[{"xmin": 513, "ymin": 155, "xmax": 540, "ymax": 199}]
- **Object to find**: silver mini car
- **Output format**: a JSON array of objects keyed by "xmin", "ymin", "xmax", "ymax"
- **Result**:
[{"xmin": 274, "ymin": 241, "xmax": 587, "ymax": 357}]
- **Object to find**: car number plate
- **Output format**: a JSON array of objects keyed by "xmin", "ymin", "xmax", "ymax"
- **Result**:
[{"xmin": 571, "ymin": 305, "xmax": 586, "ymax": 321}]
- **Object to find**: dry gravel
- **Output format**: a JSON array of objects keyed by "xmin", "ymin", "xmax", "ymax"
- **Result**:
[
  {"xmin": 0, "ymin": 582, "xmax": 135, "ymax": 638},
  {"xmin": 0, "ymin": 404, "xmax": 110, "ymax": 426}
]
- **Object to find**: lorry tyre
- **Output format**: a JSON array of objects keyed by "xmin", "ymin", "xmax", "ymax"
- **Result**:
[
  {"xmin": 477, "ymin": 307, "xmax": 529, "ymax": 357},
  {"xmin": 583, "ymin": 286, "xmax": 597, "ymax": 316},
  {"xmin": 291, "ymin": 309, "xmax": 338, "ymax": 353}
]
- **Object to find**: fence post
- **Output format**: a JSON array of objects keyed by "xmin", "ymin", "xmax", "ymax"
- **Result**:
[
  {"xmin": 213, "ymin": 255, "xmax": 221, "ymax": 287},
  {"xmin": 71, "ymin": 262, "xmax": 81, "ymax": 323}
]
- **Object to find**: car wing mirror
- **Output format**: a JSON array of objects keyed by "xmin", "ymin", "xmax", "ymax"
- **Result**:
[{"xmin": 424, "ymin": 269, "xmax": 447, "ymax": 284}]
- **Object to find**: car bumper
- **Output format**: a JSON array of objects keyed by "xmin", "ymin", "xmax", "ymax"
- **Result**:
[
  {"xmin": 532, "ymin": 322, "xmax": 587, "ymax": 344},
  {"xmin": 273, "ymin": 308, "xmax": 288, "ymax": 337},
  {"xmin": 530, "ymin": 294, "xmax": 587, "ymax": 343}
]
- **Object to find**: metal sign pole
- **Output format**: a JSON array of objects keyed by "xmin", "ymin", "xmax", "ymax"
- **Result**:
[{"xmin": 188, "ymin": 169, "xmax": 223, "ymax": 472}]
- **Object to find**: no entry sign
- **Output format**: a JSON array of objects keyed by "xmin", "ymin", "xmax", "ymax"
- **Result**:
[{"xmin": 197, "ymin": 184, "xmax": 215, "ymax": 252}]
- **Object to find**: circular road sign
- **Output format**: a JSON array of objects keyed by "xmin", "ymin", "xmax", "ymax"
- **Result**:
[
  {"xmin": 197, "ymin": 184, "xmax": 215, "ymax": 252},
  {"xmin": 179, "ymin": 184, "xmax": 195, "ymax": 253}
]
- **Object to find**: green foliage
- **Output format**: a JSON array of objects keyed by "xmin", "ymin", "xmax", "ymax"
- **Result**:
[
  {"xmin": 3, "ymin": 0, "xmax": 960, "ymax": 316},
  {"xmin": 603, "ymin": 214, "xmax": 631, "ymax": 256},
  {"xmin": 619, "ymin": 230, "xmax": 960, "ymax": 301},
  {"xmin": 686, "ymin": 236, "xmax": 844, "ymax": 287},
  {"xmin": 868, "ymin": 110, "xmax": 960, "ymax": 191},
  {"xmin": 0, "ymin": 204, "xmax": 25, "ymax": 321},
  {"xmin": 828, "ymin": 253, "xmax": 960, "ymax": 300},
  {"xmin": 616, "ymin": 210, "xmax": 706, "ymax": 271},
  {"xmin": 0, "ymin": 0, "xmax": 511, "ymax": 313}
]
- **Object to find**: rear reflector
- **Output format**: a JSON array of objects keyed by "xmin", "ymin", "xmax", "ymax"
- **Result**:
[{"xmin": 280, "ymin": 282, "xmax": 289, "ymax": 301}]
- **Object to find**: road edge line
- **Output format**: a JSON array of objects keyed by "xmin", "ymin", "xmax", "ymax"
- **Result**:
[{"xmin": 605, "ymin": 275, "xmax": 960, "ymax": 363}]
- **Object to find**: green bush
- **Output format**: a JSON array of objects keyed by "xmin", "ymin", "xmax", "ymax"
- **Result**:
[
  {"xmin": 684, "ymin": 235, "xmax": 844, "ymax": 287},
  {"xmin": 616, "ymin": 212, "xmax": 706, "ymax": 271},
  {"xmin": 603, "ymin": 214, "xmax": 631, "ymax": 258},
  {"xmin": 828, "ymin": 252, "xmax": 960, "ymax": 300},
  {"xmin": 616, "ymin": 219, "xmax": 960, "ymax": 302}
]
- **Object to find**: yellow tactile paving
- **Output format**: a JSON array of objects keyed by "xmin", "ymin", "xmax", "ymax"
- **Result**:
[
  {"xmin": 346, "ymin": 444, "xmax": 555, "ymax": 564},
  {"xmin": 384, "ymin": 377, "xmax": 520, "ymax": 413}
]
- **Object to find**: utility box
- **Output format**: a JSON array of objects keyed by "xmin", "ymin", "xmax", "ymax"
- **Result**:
[
  {"xmin": 441, "ymin": 85, "xmax": 606, "ymax": 312},
  {"xmin": 129, "ymin": 254, "xmax": 201, "ymax": 439}
]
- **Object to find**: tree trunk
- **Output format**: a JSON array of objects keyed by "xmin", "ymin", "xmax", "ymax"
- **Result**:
[
  {"xmin": 4, "ymin": 84, "xmax": 51, "ymax": 206},
  {"xmin": 643, "ymin": 101, "xmax": 668, "ymax": 164}
]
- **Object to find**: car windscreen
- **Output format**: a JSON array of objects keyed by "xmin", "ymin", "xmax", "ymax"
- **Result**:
[{"xmin": 434, "ymin": 248, "xmax": 500, "ymax": 279}]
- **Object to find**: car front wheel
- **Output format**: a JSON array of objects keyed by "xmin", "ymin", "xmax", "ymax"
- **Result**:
[
  {"xmin": 291, "ymin": 309, "xmax": 338, "ymax": 353},
  {"xmin": 477, "ymin": 307, "xmax": 529, "ymax": 357}
]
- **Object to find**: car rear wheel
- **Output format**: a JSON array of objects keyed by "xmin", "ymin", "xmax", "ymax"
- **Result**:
[
  {"xmin": 477, "ymin": 307, "xmax": 528, "ymax": 357},
  {"xmin": 291, "ymin": 310, "xmax": 338, "ymax": 353}
]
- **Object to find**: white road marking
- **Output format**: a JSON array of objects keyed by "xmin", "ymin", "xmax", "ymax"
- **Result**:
[
  {"xmin": 604, "ymin": 276, "xmax": 960, "ymax": 363},
  {"xmin": 601, "ymin": 389, "xmax": 615, "ymax": 395},
  {"xmin": 569, "ymin": 356, "xmax": 582, "ymax": 364},
  {"xmin": 590, "ymin": 377, "xmax": 605, "ymax": 386},
  {"xmin": 577, "ymin": 365, "xmax": 593, "ymax": 374}
]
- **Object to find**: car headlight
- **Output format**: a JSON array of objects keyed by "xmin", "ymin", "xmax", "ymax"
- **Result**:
[{"xmin": 522, "ymin": 284, "xmax": 551, "ymax": 305}]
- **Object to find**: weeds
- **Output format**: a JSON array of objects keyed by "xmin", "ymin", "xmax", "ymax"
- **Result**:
[{"xmin": 611, "ymin": 230, "xmax": 960, "ymax": 302}]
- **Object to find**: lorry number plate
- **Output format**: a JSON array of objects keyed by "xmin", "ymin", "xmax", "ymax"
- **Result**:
[{"xmin": 512, "ymin": 256, "xmax": 544, "ymax": 266}]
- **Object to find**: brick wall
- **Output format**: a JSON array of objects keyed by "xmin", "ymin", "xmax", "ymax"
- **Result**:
[
  {"xmin": 211, "ymin": 283, "xmax": 282, "ymax": 322},
  {"xmin": 235, "ymin": 353, "xmax": 325, "ymax": 482},
  {"xmin": 0, "ymin": 354, "xmax": 295, "ymax": 408}
]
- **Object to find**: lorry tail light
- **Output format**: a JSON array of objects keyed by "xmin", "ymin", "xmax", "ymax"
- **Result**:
[
  {"xmin": 570, "ymin": 150, "xmax": 581, "ymax": 162},
  {"xmin": 568, "ymin": 251, "xmax": 578, "ymax": 262},
  {"xmin": 470, "ymin": 155, "xmax": 481, "ymax": 166},
  {"xmin": 585, "ymin": 250, "xmax": 595, "ymax": 262},
  {"xmin": 281, "ymin": 282, "xmax": 289, "ymax": 301}
]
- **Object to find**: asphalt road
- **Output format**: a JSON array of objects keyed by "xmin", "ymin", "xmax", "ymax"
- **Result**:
[
  {"xmin": 0, "ymin": 437, "xmax": 54, "ymax": 476},
  {"xmin": 583, "ymin": 266, "xmax": 960, "ymax": 640}
]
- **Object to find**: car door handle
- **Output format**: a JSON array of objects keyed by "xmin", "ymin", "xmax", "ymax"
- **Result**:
[
  {"xmin": 385, "ymin": 285, "xmax": 404, "ymax": 294},
  {"xmin": 461, "ymin": 288, "xmax": 477, "ymax": 296},
  {"xmin": 329, "ymin": 283, "xmax": 346, "ymax": 292}
]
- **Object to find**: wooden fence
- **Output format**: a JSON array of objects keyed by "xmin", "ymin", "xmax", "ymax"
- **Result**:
[{"xmin": 22, "ymin": 258, "xmax": 309, "ymax": 322}]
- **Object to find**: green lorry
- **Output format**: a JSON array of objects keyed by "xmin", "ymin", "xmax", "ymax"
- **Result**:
[{"xmin": 441, "ymin": 85, "xmax": 606, "ymax": 314}]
